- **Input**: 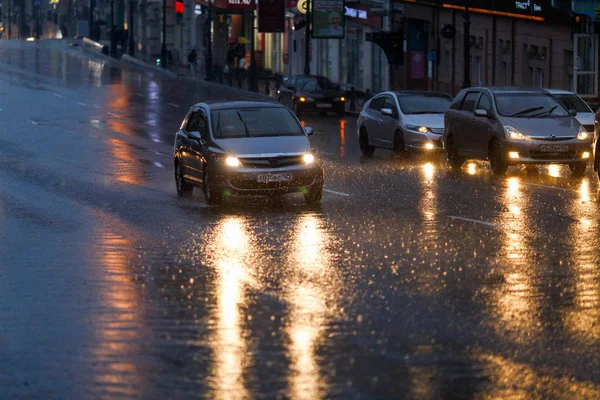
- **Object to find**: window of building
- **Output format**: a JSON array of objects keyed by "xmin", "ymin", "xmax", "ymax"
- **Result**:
[
  {"xmin": 475, "ymin": 56, "xmax": 482, "ymax": 85},
  {"xmin": 537, "ymin": 68, "xmax": 544, "ymax": 88},
  {"xmin": 372, "ymin": 45, "xmax": 385, "ymax": 93}
]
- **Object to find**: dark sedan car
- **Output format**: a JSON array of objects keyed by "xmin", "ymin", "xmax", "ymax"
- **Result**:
[
  {"xmin": 173, "ymin": 101, "xmax": 324, "ymax": 205},
  {"xmin": 277, "ymin": 75, "xmax": 346, "ymax": 117}
]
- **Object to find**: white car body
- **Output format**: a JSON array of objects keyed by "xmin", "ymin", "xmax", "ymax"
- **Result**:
[{"xmin": 545, "ymin": 89, "xmax": 595, "ymax": 132}]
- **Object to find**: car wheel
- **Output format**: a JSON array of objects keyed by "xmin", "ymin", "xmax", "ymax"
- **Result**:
[
  {"xmin": 359, "ymin": 128, "xmax": 375, "ymax": 158},
  {"xmin": 489, "ymin": 140, "xmax": 508, "ymax": 175},
  {"xmin": 393, "ymin": 130, "xmax": 408, "ymax": 158},
  {"xmin": 305, "ymin": 172, "xmax": 324, "ymax": 206},
  {"xmin": 569, "ymin": 162, "xmax": 587, "ymax": 177},
  {"xmin": 445, "ymin": 134, "xmax": 465, "ymax": 170},
  {"xmin": 175, "ymin": 160, "xmax": 193, "ymax": 197},
  {"xmin": 203, "ymin": 166, "xmax": 223, "ymax": 205}
]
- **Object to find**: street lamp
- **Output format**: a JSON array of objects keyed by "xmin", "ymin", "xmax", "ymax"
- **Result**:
[
  {"xmin": 205, "ymin": 0, "xmax": 212, "ymax": 81},
  {"xmin": 304, "ymin": 0, "xmax": 310, "ymax": 75},
  {"xmin": 161, "ymin": 0, "xmax": 167, "ymax": 67},
  {"xmin": 249, "ymin": 0, "xmax": 257, "ymax": 91},
  {"xmin": 462, "ymin": 0, "xmax": 471, "ymax": 89}
]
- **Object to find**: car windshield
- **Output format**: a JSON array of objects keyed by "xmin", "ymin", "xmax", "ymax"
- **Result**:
[
  {"xmin": 496, "ymin": 93, "xmax": 570, "ymax": 117},
  {"xmin": 298, "ymin": 77, "xmax": 338, "ymax": 92},
  {"xmin": 553, "ymin": 93, "xmax": 592, "ymax": 113},
  {"xmin": 211, "ymin": 108, "xmax": 304, "ymax": 138},
  {"xmin": 395, "ymin": 94, "xmax": 453, "ymax": 114}
]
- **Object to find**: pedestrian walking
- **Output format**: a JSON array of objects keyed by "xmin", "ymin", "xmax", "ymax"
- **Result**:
[{"xmin": 188, "ymin": 48, "xmax": 198, "ymax": 78}]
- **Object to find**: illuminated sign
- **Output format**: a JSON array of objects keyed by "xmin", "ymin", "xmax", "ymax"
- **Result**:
[
  {"xmin": 344, "ymin": 6, "xmax": 367, "ymax": 19},
  {"xmin": 572, "ymin": 0, "xmax": 600, "ymax": 21}
]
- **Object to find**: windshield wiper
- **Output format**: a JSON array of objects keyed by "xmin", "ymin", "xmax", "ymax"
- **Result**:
[
  {"xmin": 236, "ymin": 111, "xmax": 250, "ymax": 137},
  {"xmin": 529, "ymin": 105, "xmax": 559, "ymax": 118},
  {"xmin": 509, "ymin": 106, "xmax": 544, "ymax": 117}
]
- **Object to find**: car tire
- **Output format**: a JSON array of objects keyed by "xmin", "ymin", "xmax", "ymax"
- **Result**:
[
  {"xmin": 305, "ymin": 173, "xmax": 324, "ymax": 206},
  {"xmin": 203, "ymin": 166, "xmax": 223, "ymax": 205},
  {"xmin": 489, "ymin": 140, "xmax": 508, "ymax": 176},
  {"xmin": 175, "ymin": 160, "xmax": 193, "ymax": 197},
  {"xmin": 445, "ymin": 134, "xmax": 465, "ymax": 170},
  {"xmin": 393, "ymin": 130, "xmax": 408, "ymax": 159},
  {"xmin": 359, "ymin": 127, "xmax": 375, "ymax": 158},
  {"xmin": 569, "ymin": 162, "xmax": 587, "ymax": 177}
]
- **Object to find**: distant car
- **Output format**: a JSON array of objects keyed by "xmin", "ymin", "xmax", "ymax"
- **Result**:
[
  {"xmin": 545, "ymin": 89, "xmax": 595, "ymax": 132},
  {"xmin": 356, "ymin": 91, "xmax": 453, "ymax": 158},
  {"xmin": 173, "ymin": 101, "xmax": 324, "ymax": 205},
  {"xmin": 277, "ymin": 75, "xmax": 346, "ymax": 117},
  {"xmin": 444, "ymin": 87, "xmax": 592, "ymax": 176}
]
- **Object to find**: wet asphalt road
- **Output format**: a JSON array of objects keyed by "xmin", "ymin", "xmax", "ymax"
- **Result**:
[{"xmin": 2, "ymin": 40, "xmax": 600, "ymax": 399}]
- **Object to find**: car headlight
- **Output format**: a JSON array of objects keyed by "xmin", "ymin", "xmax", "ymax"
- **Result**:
[
  {"xmin": 577, "ymin": 125, "xmax": 590, "ymax": 140},
  {"xmin": 334, "ymin": 97, "xmax": 346, "ymax": 102},
  {"xmin": 504, "ymin": 125, "xmax": 526, "ymax": 140},
  {"xmin": 406, "ymin": 125, "xmax": 429, "ymax": 133},
  {"xmin": 303, "ymin": 153, "xmax": 315, "ymax": 164},
  {"xmin": 225, "ymin": 156, "xmax": 240, "ymax": 167},
  {"xmin": 299, "ymin": 96, "xmax": 315, "ymax": 103}
]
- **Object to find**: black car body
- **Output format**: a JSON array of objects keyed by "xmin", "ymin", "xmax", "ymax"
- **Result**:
[
  {"xmin": 277, "ymin": 75, "xmax": 346, "ymax": 117},
  {"xmin": 173, "ymin": 101, "xmax": 324, "ymax": 205}
]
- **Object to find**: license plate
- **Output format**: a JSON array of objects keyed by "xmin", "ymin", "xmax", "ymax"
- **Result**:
[
  {"xmin": 316, "ymin": 103, "xmax": 332, "ymax": 108},
  {"xmin": 540, "ymin": 144, "xmax": 569, "ymax": 152},
  {"xmin": 257, "ymin": 173, "xmax": 293, "ymax": 183}
]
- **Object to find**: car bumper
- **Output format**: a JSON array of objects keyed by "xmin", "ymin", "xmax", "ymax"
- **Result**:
[
  {"xmin": 298, "ymin": 101, "xmax": 345, "ymax": 111},
  {"xmin": 405, "ymin": 132, "xmax": 445, "ymax": 151},
  {"xmin": 213, "ymin": 163, "xmax": 324, "ymax": 195},
  {"xmin": 503, "ymin": 139, "xmax": 592, "ymax": 165}
]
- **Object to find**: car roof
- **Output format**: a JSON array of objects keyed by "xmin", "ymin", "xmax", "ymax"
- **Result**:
[
  {"xmin": 544, "ymin": 88, "xmax": 577, "ymax": 95},
  {"xmin": 193, "ymin": 100, "xmax": 282, "ymax": 111},
  {"xmin": 393, "ymin": 90, "xmax": 452, "ymax": 97},
  {"xmin": 467, "ymin": 86, "xmax": 549, "ymax": 95}
]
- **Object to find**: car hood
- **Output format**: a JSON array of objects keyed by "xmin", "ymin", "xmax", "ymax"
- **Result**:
[
  {"xmin": 214, "ymin": 135, "xmax": 310, "ymax": 157},
  {"xmin": 403, "ymin": 114, "xmax": 445, "ymax": 129},
  {"xmin": 574, "ymin": 112, "xmax": 595, "ymax": 126},
  {"xmin": 502, "ymin": 117, "xmax": 579, "ymax": 138}
]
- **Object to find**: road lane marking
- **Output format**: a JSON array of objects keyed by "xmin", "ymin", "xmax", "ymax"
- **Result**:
[
  {"xmin": 323, "ymin": 188, "xmax": 352, "ymax": 197},
  {"xmin": 107, "ymin": 112, "xmax": 119, "ymax": 117},
  {"xmin": 53, "ymin": 92, "xmax": 65, "ymax": 98},
  {"xmin": 447, "ymin": 215, "xmax": 497, "ymax": 228},
  {"xmin": 135, "ymin": 93, "xmax": 145, "ymax": 97},
  {"xmin": 29, "ymin": 120, "xmax": 38, "ymax": 125},
  {"xmin": 77, "ymin": 102, "xmax": 87, "ymax": 106},
  {"xmin": 168, "ymin": 102, "xmax": 180, "ymax": 108},
  {"xmin": 153, "ymin": 162, "xmax": 165, "ymax": 168}
]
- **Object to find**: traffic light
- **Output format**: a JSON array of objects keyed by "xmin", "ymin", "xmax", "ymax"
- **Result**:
[{"xmin": 175, "ymin": 0, "xmax": 184, "ymax": 23}]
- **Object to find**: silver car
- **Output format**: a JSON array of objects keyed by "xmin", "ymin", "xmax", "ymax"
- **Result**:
[
  {"xmin": 173, "ymin": 101, "xmax": 324, "ymax": 205},
  {"xmin": 444, "ymin": 87, "xmax": 593, "ymax": 176},
  {"xmin": 545, "ymin": 89, "xmax": 595, "ymax": 133},
  {"xmin": 357, "ymin": 91, "xmax": 453, "ymax": 158}
]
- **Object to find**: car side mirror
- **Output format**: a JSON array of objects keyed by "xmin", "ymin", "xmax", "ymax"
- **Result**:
[
  {"xmin": 474, "ymin": 109, "xmax": 490, "ymax": 118},
  {"xmin": 305, "ymin": 127, "xmax": 314, "ymax": 136},
  {"xmin": 569, "ymin": 109, "xmax": 578, "ymax": 117},
  {"xmin": 188, "ymin": 131, "xmax": 204, "ymax": 143},
  {"xmin": 381, "ymin": 108, "xmax": 394, "ymax": 117}
]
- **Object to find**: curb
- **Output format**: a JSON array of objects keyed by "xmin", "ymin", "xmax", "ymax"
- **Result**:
[{"xmin": 121, "ymin": 54, "xmax": 178, "ymax": 78}]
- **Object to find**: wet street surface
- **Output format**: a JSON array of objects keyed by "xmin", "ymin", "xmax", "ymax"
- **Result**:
[{"xmin": 2, "ymin": 40, "xmax": 600, "ymax": 399}]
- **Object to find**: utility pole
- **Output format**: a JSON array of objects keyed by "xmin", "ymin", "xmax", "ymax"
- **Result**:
[
  {"xmin": 89, "ymin": 0, "xmax": 95, "ymax": 39},
  {"xmin": 110, "ymin": 0, "xmax": 115, "ymax": 55},
  {"xmin": 303, "ymin": 0, "xmax": 310, "ymax": 75},
  {"xmin": 249, "ymin": 0, "xmax": 257, "ymax": 91},
  {"xmin": 205, "ymin": 0, "xmax": 212, "ymax": 80},
  {"xmin": 128, "ymin": 0, "xmax": 135, "ymax": 56},
  {"xmin": 462, "ymin": 0, "xmax": 471, "ymax": 88},
  {"xmin": 8, "ymin": 0, "xmax": 12, "ymax": 39},
  {"xmin": 161, "ymin": 0, "xmax": 167, "ymax": 67}
]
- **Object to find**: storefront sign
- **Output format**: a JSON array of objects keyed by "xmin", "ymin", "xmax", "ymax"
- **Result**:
[
  {"xmin": 312, "ymin": 0, "xmax": 345, "ymax": 39},
  {"xmin": 344, "ymin": 6, "xmax": 366, "ymax": 19},
  {"xmin": 258, "ymin": 0, "xmax": 285, "ymax": 32},
  {"xmin": 572, "ymin": 0, "xmax": 600, "ymax": 21},
  {"xmin": 227, "ymin": 0, "xmax": 251, "ymax": 9}
]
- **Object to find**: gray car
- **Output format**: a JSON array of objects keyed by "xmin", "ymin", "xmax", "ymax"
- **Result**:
[
  {"xmin": 444, "ymin": 87, "xmax": 593, "ymax": 176},
  {"xmin": 357, "ymin": 91, "xmax": 453, "ymax": 158},
  {"xmin": 173, "ymin": 101, "xmax": 324, "ymax": 205}
]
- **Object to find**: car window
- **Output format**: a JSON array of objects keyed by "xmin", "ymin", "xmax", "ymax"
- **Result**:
[
  {"xmin": 186, "ymin": 111, "xmax": 200, "ymax": 132},
  {"xmin": 301, "ymin": 78, "xmax": 319, "ymax": 92},
  {"xmin": 286, "ymin": 77, "xmax": 296, "ymax": 89},
  {"xmin": 450, "ymin": 91, "xmax": 466, "ymax": 110},
  {"xmin": 461, "ymin": 92, "xmax": 480, "ymax": 112},
  {"xmin": 382, "ymin": 96, "xmax": 397, "ymax": 113},
  {"xmin": 369, "ymin": 97, "xmax": 385, "ymax": 111},
  {"xmin": 476, "ymin": 93, "xmax": 492, "ymax": 113},
  {"xmin": 495, "ymin": 93, "xmax": 570, "ymax": 117},
  {"xmin": 211, "ymin": 108, "xmax": 304, "ymax": 138},
  {"xmin": 554, "ymin": 93, "xmax": 592, "ymax": 113},
  {"xmin": 197, "ymin": 110, "xmax": 208, "ymax": 139},
  {"xmin": 396, "ymin": 94, "xmax": 453, "ymax": 114}
]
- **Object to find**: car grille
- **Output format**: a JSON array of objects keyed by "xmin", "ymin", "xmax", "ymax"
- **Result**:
[
  {"xmin": 584, "ymin": 124, "xmax": 594, "ymax": 132},
  {"xmin": 239, "ymin": 155, "xmax": 305, "ymax": 169},
  {"xmin": 533, "ymin": 136, "xmax": 573, "ymax": 141},
  {"xmin": 429, "ymin": 128, "xmax": 444, "ymax": 135},
  {"xmin": 229, "ymin": 176, "xmax": 314, "ymax": 190},
  {"xmin": 529, "ymin": 150, "xmax": 577, "ymax": 160}
]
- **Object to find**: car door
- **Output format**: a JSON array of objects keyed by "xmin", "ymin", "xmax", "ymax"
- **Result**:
[
  {"xmin": 455, "ymin": 91, "xmax": 481, "ymax": 157},
  {"xmin": 183, "ymin": 109, "xmax": 203, "ymax": 182},
  {"xmin": 191, "ymin": 108, "xmax": 210, "ymax": 182},
  {"xmin": 472, "ymin": 91, "xmax": 495, "ymax": 158},
  {"xmin": 179, "ymin": 108, "xmax": 199, "ymax": 179},
  {"xmin": 379, "ymin": 95, "xmax": 400, "ymax": 148},
  {"xmin": 363, "ymin": 95, "xmax": 385, "ymax": 144}
]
